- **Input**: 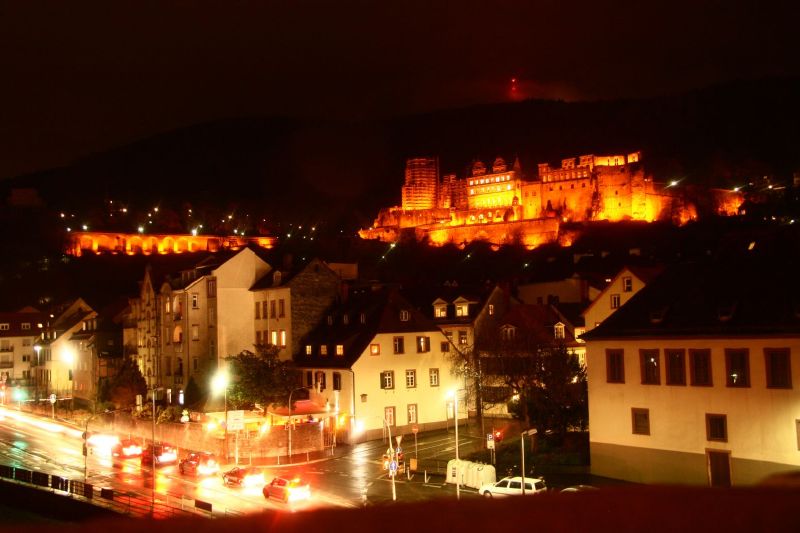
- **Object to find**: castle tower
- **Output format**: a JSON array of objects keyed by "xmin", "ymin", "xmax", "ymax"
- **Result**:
[{"xmin": 402, "ymin": 157, "xmax": 439, "ymax": 210}]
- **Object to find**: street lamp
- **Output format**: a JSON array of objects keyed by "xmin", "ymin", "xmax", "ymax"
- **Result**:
[
  {"xmin": 211, "ymin": 369, "xmax": 229, "ymax": 461},
  {"xmin": 448, "ymin": 388, "xmax": 466, "ymax": 500},
  {"xmin": 287, "ymin": 387, "xmax": 306, "ymax": 460}
]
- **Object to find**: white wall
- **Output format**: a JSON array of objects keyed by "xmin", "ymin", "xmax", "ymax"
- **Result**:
[{"xmin": 587, "ymin": 337, "xmax": 800, "ymax": 467}]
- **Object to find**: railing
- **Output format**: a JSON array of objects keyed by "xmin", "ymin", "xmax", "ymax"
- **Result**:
[
  {"xmin": 0, "ymin": 346, "xmax": 14, "ymax": 352},
  {"xmin": 0, "ymin": 360, "xmax": 13, "ymax": 368},
  {"xmin": 0, "ymin": 462, "xmax": 213, "ymax": 519}
]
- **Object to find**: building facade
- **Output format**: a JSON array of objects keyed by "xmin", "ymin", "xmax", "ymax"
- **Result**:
[{"xmin": 585, "ymin": 257, "xmax": 800, "ymax": 486}]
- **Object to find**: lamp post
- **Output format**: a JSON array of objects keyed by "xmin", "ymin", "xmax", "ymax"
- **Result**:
[
  {"xmin": 211, "ymin": 369, "xmax": 229, "ymax": 461},
  {"xmin": 449, "ymin": 388, "xmax": 465, "ymax": 500},
  {"xmin": 287, "ymin": 387, "xmax": 306, "ymax": 461}
]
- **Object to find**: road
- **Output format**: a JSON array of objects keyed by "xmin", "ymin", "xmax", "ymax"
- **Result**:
[{"xmin": 0, "ymin": 406, "xmax": 483, "ymax": 517}]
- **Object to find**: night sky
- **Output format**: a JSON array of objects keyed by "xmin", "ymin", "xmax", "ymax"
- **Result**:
[{"xmin": 1, "ymin": 0, "xmax": 798, "ymax": 180}]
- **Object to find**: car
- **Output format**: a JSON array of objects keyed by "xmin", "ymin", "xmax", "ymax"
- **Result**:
[
  {"xmin": 478, "ymin": 476, "xmax": 547, "ymax": 498},
  {"xmin": 222, "ymin": 466, "xmax": 265, "ymax": 487},
  {"xmin": 263, "ymin": 476, "xmax": 310, "ymax": 503},
  {"xmin": 179, "ymin": 451, "xmax": 219, "ymax": 476},
  {"xmin": 141, "ymin": 444, "xmax": 178, "ymax": 467},
  {"xmin": 112, "ymin": 438, "xmax": 143, "ymax": 458}
]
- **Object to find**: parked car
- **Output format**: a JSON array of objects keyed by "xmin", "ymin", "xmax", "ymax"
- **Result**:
[
  {"xmin": 222, "ymin": 466, "xmax": 265, "ymax": 487},
  {"xmin": 140, "ymin": 444, "xmax": 178, "ymax": 467},
  {"xmin": 179, "ymin": 451, "xmax": 219, "ymax": 476},
  {"xmin": 111, "ymin": 438, "xmax": 143, "ymax": 458},
  {"xmin": 263, "ymin": 476, "xmax": 311, "ymax": 503},
  {"xmin": 478, "ymin": 476, "xmax": 547, "ymax": 497}
]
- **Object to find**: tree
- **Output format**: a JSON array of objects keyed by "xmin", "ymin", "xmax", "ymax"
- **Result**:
[
  {"xmin": 225, "ymin": 344, "xmax": 300, "ymax": 410},
  {"xmin": 106, "ymin": 357, "xmax": 147, "ymax": 409},
  {"xmin": 523, "ymin": 344, "xmax": 587, "ymax": 442},
  {"xmin": 475, "ymin": 326, "xmax": 587, "ymax": 435},
  {"xmin": 184, "ymin": 376, "xmax": 203, "ymax": 408}
]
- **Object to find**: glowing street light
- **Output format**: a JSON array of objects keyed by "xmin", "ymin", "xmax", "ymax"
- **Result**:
[{"xmin": 211, "ymin": 369, "xmax": 229, "ymax": 461}]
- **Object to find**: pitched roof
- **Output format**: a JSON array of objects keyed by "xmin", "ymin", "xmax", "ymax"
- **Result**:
[
  {"xmin": 500, "ymin": 304, "xmax": 578, "ymax": 344},
  {"xmin": 585, "ymin": 255, "xmax": 800, "ymax": 340},
  {"xmin": 296, "ymin": 288, "xmax": 440, "ymax": 369}
]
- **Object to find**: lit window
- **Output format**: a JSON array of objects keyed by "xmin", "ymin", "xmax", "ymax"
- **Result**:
[
  {"xmin": 336, "ymin": 344, "xmax": 344, "ymax": 356},
  {"xmin": 456, "ymin": 305, "xmax": 468, "ymax": 317},
  {"xmin": 488, "ymin": 304, "xmax": 494, "ymax": 316},
  {"xmin": 280, "ymin": 330, "xmax": 287, "ymax": 347},
  {"xmin": 305, "ymin": 345, "xmax": 312, "ymax": 356},
  {"xmin": 271, "ymin": 330, "xmax": 278, "ymax": 345},
  {"xmin": 370, "ymin": 344, "xmax": 380, "ymax": 355},
  {"xmin": 554, "ymin": 323, "xmax": 565, "ymax": 339},
  {"xmin": 320, "ymin": 345, "xmax": 328, "ymax": 356},
  {"xmin": 435, "ymin": 306, "xmax": 447, "ymax": 318},
  {"xmin": 416, "ymin": 336, "xmax": 430, "ymax": 353}
]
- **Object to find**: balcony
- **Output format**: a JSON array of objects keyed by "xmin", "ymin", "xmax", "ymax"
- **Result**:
[
  {"xmin": 0, "ymin": 346, "xmax": 13, "ymax": 352},
  {"xmin": 0, "ymin": 359, "xmax": 13, "ymax": 369}
]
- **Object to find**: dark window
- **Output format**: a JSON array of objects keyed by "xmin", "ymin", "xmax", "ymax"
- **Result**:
[
  {"xmin": 606, "ymin": 349, "xmax": 624, "ymax": 383},
  {"xmin": 305, "ymin": 371, "xmax": 313, "ymax": 387},
  {"xmin": 278, "ymin": 299, "xmax": 285, "ymax": 318},
  {"xmin": 665, "ymin": 349, "xmax": 686, "ymax": 385},
  {"xmin": 725, "ymin": 348, "xmax": 750, "ymax": 387},
  {"xmin": 689, "ymin": 349, "xmax": 712, "ymax": 386},
  {"xmin": 440, "ymin": 341, "xmax": 450, "ymax": 352},
  {"xmin": 333, "ymin": 372, "xmax": 341, "ymax": 391},
  {"xmin": 706, "ymin": 414, "xmax": 728, "ymax": 442},
  {"xmin": 622, "ymin": 277, "xmax": 633, "ymax": 292},
  {"xmin": 270, "ymin": 301, "xmax": 277, "ymax": 319},
  {"xmin": 640, "ymin": 349, "xmax": 660, "ymax": 385},
  {"xmin": 393, "ymin": 336, "xmax": 405, "ymax": 354},
  {"xmin": 632, "ymin": 408, "xmax": 650, "ymax": 435},
  {"xmin": 765, "ymin": 348, "xmax": 792, "ymax": 389}
]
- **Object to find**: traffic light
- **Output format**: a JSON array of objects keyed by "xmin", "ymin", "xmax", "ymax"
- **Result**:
[{"xmin": 494, "ymin": 430, "xmax": 503, "ymax": 442}]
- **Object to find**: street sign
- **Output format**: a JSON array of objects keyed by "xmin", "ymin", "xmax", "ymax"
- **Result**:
[
  {"xmin": 412, "ymin": 424, "xmax": 419, "ymax": 434},
  {"xmin": 49, "ymin": 394, "xmax": 56, "ymax": 404},
  {"xmin": 389, "ymin": 460, "xmax": 397, "ymax": 472},
  {"xmin": 227, "ymin": 410, "xmax": 245, "ymax": 431},
  {"xmin": 395, "ymin": 435, "xmax": 403, "ymax": 445}
]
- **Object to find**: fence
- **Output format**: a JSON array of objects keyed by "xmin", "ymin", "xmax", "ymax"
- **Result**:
[{"xmin": 0, "ymin": 463, "xmax": 211, "ymax": 519}]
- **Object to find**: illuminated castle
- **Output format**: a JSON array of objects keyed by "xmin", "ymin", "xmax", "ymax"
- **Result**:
[
  {"xmin": 360, "ymin": 152, "xmax": 742, "ymax": 248},
  {"xmin": 66, "ymin": 231, "xmax": 276, "ymax": 256}
]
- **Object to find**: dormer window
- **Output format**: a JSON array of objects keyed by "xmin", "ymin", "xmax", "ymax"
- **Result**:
[
  {"xmin": 400, "ymin": 310, "xmax": 410, "ymax": 322},
  {"xmin": 488, "ymin": 304, "xmax": 494, "ymax": 316},
  {"xmin": 434, "ymin": 306, "xmax": 447, "ymax": 318},
  {"xmin": 554, "ymin": 323, "xmax": 565, "ymax": 339},
  {"xmin": 305, "ymin": 345, "xmax": 312, "ymax": 356},
  {"xmin": 501, "ymin": 325, "xmax": 516, "ymax": 340},
  {"xmin": 456, "ymin": 304, "xmax": 468, "ymax": 317}
]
